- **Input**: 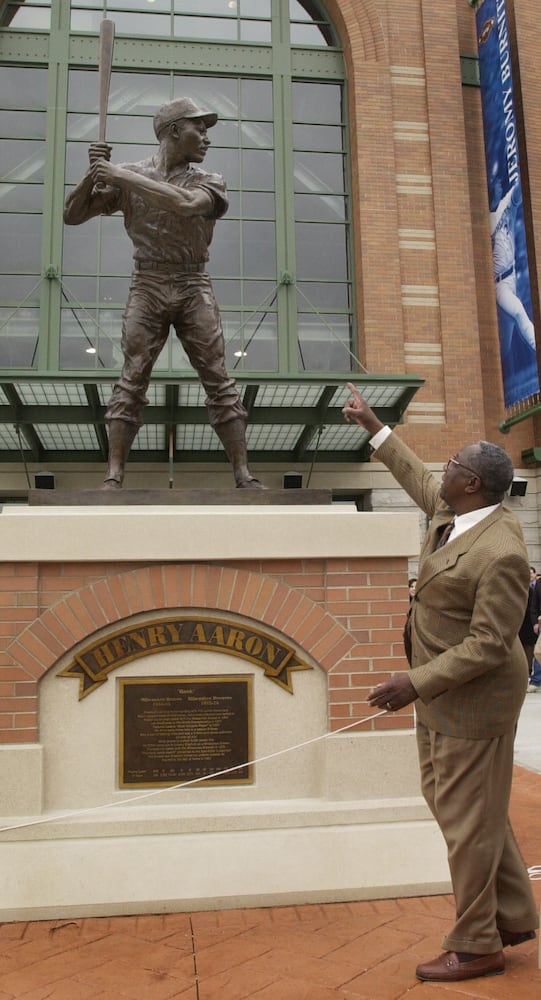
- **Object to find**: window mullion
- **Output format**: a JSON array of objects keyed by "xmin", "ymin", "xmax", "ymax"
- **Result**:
[
  {"xmin": 272, "ymin": 0, "xmax": 297, "ymax": 373},
  {"xmin": 39, "ymin": 1, "xmax": 71, "ymax": 372}
]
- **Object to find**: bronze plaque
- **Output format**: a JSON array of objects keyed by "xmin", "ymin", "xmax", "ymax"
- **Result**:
[{"xmin": 119, "ymin": 675, "xmax": 253, "ymax": 788}]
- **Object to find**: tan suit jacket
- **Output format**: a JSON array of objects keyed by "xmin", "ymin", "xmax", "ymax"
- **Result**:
[{"xmin": 376, "ymin": 432, "xmax": 529, "ymax": 738}]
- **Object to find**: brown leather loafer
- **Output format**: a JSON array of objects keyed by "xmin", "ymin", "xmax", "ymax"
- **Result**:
[
  {"xmin": 415, "ymin": 950, "xmax": 505, "ymax": 982},
  {"xmin": 499, "ymin": 929, "xmax": 536, "ymax": 948}
]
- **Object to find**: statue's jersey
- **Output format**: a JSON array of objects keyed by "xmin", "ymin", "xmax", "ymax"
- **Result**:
[{"xmin": 100, "ymin": 158, "xmax": 228, "ymax": 268}]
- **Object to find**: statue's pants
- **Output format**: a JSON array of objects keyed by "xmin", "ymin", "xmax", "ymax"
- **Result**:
[
  {"xmin": 417, "ymin": 721, "xmax": 538, "ymax": 954},
  {"xmin": 105, "ymin": 269, "xmax": 246, "ymax": 428}
]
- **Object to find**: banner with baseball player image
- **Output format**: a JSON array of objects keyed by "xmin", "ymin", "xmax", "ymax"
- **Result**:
[{"xmin": 475, "ymin": 0, "xmax": 539, "ymax": 409}]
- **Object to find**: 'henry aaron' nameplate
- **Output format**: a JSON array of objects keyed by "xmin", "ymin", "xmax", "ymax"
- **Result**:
[
  {"xmin": 59, "ymin": 616, "xmax": 312, "ymax": 698},
  {"xmin": 119, "ymin": 675, "xmax": 253, "ymax": 788}
]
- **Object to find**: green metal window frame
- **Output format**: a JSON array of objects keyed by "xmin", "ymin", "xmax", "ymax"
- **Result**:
[
  {"xmin": 0, "ymin": 1, "xmax": 424, "ymax": 468},
  {"xmin": 1, "ymin": 0, "xmax": 352, "ymax": 382}
]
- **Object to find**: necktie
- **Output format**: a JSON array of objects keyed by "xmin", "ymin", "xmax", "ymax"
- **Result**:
[{"xmin": 437, "ymin": 519, "xmax": 455, "ymax": 548}]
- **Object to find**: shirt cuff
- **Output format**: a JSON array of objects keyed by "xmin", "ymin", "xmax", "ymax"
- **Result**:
[{"xmin": 369, "ymin": 425, "xmax": 392, "ymax": 451}]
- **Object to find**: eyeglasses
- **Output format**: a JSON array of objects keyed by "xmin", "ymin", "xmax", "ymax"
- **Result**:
[{"xmin": 446, "ymin": 456, "xmax": 481, "ymax": 480}]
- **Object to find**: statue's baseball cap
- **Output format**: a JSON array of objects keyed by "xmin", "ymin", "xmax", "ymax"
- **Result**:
[{"xmin": 153, "ymin": 98, "xmax": 218, "ymax": 139}]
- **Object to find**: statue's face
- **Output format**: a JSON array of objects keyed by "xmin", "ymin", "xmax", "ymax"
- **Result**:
[{"xmin": 170, "ymin": 117, "xmax": 210, "ymax": 163}]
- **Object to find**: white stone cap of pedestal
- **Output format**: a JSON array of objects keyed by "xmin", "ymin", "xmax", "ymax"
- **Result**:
[{"xmin": 0, "ymin": 506, "xmax": 420, "ymax": 562}]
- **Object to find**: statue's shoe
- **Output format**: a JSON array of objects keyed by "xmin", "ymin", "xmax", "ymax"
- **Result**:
[{"xmin": 236, "ymin": 477, "xmax": 267, "ymax": 490}]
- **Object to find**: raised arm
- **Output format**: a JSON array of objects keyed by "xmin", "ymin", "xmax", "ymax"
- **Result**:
[{"xmin": 342, "ymin": 382, "xmax": 442, "ymax": 518}]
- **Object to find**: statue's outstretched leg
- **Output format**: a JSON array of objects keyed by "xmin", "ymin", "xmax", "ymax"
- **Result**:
[
  {"xmin": 103, "ymin": 419, "xmax": 139, "ymax": 490},
  {"xmin": 214, "ymin": 418, "xmax": 266, "ymax": 489}
]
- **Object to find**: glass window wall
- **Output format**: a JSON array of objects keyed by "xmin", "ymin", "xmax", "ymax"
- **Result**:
[
  {"xmin": 0, "ymin": 65, "xmax": 48, "ymax": 369},
  {"xmin": 0, "ymin": 1, "xmax": 51, "ymax": 30},
  {"xmin": 1, "ymin": 0, "xmax": 352, "ymax": 377}
]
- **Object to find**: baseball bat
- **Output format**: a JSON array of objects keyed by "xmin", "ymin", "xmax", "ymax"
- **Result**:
[{"xmin": 98, "ymin": 18, "xmax": 115, "ymax": 144}]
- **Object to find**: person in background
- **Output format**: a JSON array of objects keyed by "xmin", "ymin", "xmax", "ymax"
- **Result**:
[
  {"xmin": 408, "ymin": 577, "xmax": 417, "ymax": 603},
  {"xmin": 527, "ymin": 565, "xmax": 541, "ymax": 691},
  {"xmin": 527, "ymin": 637, "xmax": 541, "ymax": 692},
  {"xmin": 342, "ymin": 382, "xmax": 538, "ymax": 984},
  {"xmin": 519, "ymin": 566, "xmax": 537, "ymax": 675}
]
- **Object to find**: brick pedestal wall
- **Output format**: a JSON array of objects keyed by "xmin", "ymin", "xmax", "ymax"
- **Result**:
[{"xmin": 0, "ymin": 555, "xmax": 414, "ymax": 744}]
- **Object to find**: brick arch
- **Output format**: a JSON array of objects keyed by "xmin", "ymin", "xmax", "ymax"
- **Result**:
[
  {"xmin": 8, "ymin": 563, "xmax": 356, "ymax": 686},
  {"xmin": 325, "ymin": 0, "xmax": 387, "ymax": 63}
]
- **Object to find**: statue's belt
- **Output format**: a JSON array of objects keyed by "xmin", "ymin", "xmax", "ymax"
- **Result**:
[{"xmin": 134, "ymin": 260, "xmax": 205, "ymax": 273}]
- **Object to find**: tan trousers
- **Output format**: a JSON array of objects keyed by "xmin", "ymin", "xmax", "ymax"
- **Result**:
[{"xmin": 417, "ymin": 721, "xmax": 538, "ymax": 954}]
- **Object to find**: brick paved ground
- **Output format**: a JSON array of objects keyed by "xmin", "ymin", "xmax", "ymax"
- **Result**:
[{"xmin": 0, "ymin": 766, "xmax": 538, "ymax": 999}]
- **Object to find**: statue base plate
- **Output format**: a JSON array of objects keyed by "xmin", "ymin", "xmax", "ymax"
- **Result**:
[{"xmin": 28, "ymin": 488, "xmax": 332, "ymax": 506}]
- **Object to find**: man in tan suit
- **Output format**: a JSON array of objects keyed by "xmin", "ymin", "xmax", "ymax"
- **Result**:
[{"xmin": 343, "ymin": 383, "xmax": 538, "ymax": 983}]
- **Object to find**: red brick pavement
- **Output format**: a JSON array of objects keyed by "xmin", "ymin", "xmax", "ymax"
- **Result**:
[{"xmin": 0, "ymin": 766, "xmax": 538, "ymax": 999}]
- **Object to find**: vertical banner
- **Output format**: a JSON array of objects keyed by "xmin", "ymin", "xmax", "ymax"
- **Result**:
[{"xmin": 475, "ymin": 0, "xmax": 539, "ymax": 409}]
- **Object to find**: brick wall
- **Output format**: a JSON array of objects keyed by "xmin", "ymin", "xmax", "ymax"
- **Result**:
[
  {"xmin": 332, "ymin": 0, "xmax": 540, "ymax": 468},
  {"xmin": 0, "ymin": 556, "xmax": 414, "ymax": 745}
]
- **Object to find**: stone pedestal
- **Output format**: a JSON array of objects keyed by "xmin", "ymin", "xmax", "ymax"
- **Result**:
[{"xmin": 0, "ymin": 503, "xmax": 450, "ymax": 920}]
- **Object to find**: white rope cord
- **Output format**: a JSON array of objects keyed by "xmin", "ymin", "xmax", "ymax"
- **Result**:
[
  {"xmin": 1, "ymin": 711, "xmax": 538, "ymax": 885},
  {"xmin": 0, "ymin": 709, "xmax": 388, "ymax": 836}
]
